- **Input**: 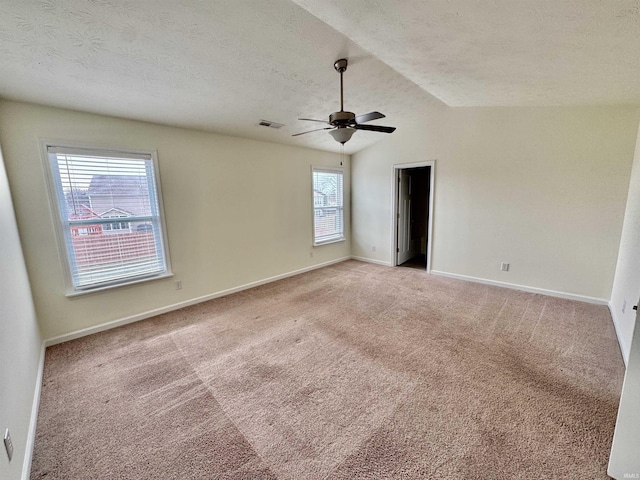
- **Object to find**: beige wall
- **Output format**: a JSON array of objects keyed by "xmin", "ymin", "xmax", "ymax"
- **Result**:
[
  {"xmin": 0, "ymin": 100, "xmax": 350, "ymax": 340},
  {"xmin": 0, "ymin": 143, "xmax": 42, "ymax": 480},
  {"xmin": 4, "ymin": 98, "xmax": 640, "ymax": 478},
  {"xmin": 353, "ymin": 105, "xmax": 639, "ymax": 301}
]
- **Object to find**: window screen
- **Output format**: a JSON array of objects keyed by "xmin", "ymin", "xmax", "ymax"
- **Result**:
[
  {"xmin": 45, "ymin": 145, "xmax": 171, "ymax": 293},
  {"xmin": 312, "ymin": 167, "xmax": 344, "ymax": 245}
]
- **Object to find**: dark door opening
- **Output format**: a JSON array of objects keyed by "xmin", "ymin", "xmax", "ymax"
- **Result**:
[{"xmin": 397, "ymin": 166, "xmax": 431, "ymax": 270}]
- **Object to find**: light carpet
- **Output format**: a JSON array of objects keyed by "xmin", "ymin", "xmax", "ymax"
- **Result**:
[{"xmin": 30, "ymin": 260, "xmax": 625, "ymax": 479}]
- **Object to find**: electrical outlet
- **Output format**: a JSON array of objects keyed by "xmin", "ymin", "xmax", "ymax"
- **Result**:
[
  {"xmin": 175, "ymin": 280, "xmax": 182, "ymax": 290},
  {"xmin": 372, "ymin": 245, "xmax": 376, "ymax": 252},
  {"xmin": 500, "ymin": 262, "xmax": 509, "ymax": 272},
  {"xmin": 309, "ymin": 251, "xmax": 313, "ymax": 258},
  {"xmin": 623, "ymin": 299, "xmax": 627, "ymax": 314},
  {"xmin": 4, "ymin": 429, "xmax": 13, "ymax": 462}
]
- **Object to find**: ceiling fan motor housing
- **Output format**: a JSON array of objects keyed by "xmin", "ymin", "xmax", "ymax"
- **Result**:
[{"xmin": 329, "ymin": 111, "xmax": 355, "ymax": 126}]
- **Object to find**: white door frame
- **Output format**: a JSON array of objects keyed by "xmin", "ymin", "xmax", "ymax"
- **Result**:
[
  {"xmin": 391, "ymin": 161, "xmax": 435, "ymax": 271},
  {"xmin": 396, "ymin": 169, "xmax": 413, "ymax": 265}
]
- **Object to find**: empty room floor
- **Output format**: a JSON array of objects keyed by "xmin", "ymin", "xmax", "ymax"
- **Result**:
[{"xmin": 30, "ymin": 260, "xmax": 624, "ymax": 479}]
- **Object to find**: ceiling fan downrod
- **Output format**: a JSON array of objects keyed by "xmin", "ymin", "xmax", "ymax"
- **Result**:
[
  {"xmin": 329, "ymin": 59, "xmax": 355, "ymax": 128},
  {"xmin": 334, "ymin": 58, "xmax": 348, "ymax": 112}
]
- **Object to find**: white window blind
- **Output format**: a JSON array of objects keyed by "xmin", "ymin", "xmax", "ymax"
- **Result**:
[
  {"xmin": 312, "ymin": 167, "xmax": 344, "ymax": 245},
  {"xmin": 45, "ymin": 145, "xmax": 171, "ymax": 293}
]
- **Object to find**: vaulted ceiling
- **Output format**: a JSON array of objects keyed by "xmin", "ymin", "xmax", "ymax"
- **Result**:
[{"xmin": 1, "ymin": 1, "xmax": 639, "ymax": 154}]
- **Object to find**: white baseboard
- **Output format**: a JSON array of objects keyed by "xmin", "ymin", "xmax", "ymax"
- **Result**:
[
  {"xmin": 45, "ymin": 257, "xmax": 351, "ymax": 346},
  {"xmin": 350, "ymin": 256, "xmax": 393, "ymax": 267},
  {"xmin": 22, "ymin": 342, "xmax": 45, "ymax": 480},
  {"xmin": 608, "ymin": 302, "xmax": 630, "ymax": 367},
  {"xmin": 430, "ymin": 270, "xmax": 609, "ymax": 305}
]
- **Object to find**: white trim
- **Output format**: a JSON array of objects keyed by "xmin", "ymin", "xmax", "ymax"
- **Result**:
[
  {"xmin": 311, "ymin": 165, "xmax": 345, "ymax": 247},
  {"xmin": 391, "ymin": 161, "xmax": 435, "ymax": 271},
  {"xmin": 393, "ymin": 161, "xmax": 437, "ymax": 168},
  {"xmin": 46, "ymin": 146, "xmax": 151, "ymax": 160},
  {"xmin": 39, "ymin": 139, "xmax": 173, "ymax": 295},
  {"xmin": 65, "ymin": 272, "xmax": 174, "ymax": 298},
  {"xmin": 45, "ymin": 257, "xmax": 351, "ymax": 346},
  {"xmin": 313, "ymin": 236, "xmax": 346, "ymax": 247},
  {"xmin": 431, "ymin": 270, "xmax": 609, "ymax": 305},
  {"xmin": 350, "ymin": 256, "xmax": 393, "ymax": 267},
  {"xmin": 22, "ymin": 342, "xmax": 45, "ymax": 480},
  {"xmin": 609, "ymin": 302, "xmax": 630, "ymax": 366},
  {"xmin": 312, "ymin": 166, "xmax": 345, "ymax": 174}
]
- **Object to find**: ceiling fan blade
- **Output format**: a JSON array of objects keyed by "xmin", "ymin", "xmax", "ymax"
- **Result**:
[
  {"xmin": 292, "ymin": 127, "xmax": 334, "ymax": 137},
  {"xmin": 298, "ymin": 117, "xmax": 330, "ymax": 124},
  {"xmin": 354, "ymin": 124, "xmax": 396, "ymax": 133},
  {"xmin": 355, "ymin": 111, "xmax": 385, "ymax": 124}
]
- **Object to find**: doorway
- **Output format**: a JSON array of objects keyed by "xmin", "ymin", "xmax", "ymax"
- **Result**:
[{"xmin": 392, "ymin": 161, "xmax": 434, "ymax": 271}]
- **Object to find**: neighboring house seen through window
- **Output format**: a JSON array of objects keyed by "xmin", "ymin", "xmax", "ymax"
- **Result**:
[
  {"xmin": 44, "ymin": 145, "xmax": 171, "ymax": 294},
  {"xmin": 312, "ymin": 167, "xmax": 344, "ymax": 245}
]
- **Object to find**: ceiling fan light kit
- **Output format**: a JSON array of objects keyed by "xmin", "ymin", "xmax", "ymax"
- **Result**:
[
  {"xmin": 293, "ymin": 58, "xmax": 396, "ymax": 145},
  {"xmin": 329, "ymin": 127, "xmax": 356, "ymax": 144}
]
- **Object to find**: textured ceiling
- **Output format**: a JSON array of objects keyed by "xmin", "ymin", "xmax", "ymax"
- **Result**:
[
  {"xmin": 0, "ymin": 0, "xmax": 438, "ymax": 154},
  {"xmin": 292, "ymin": 0, "xmax": 640, "ymax": 106},
  {"xmin": 1, "ymin": 2, "xmax": 639, "ymax": 156}
]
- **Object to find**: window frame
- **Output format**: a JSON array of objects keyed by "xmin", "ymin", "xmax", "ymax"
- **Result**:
[
  {"xmin": 40, "ymin": 140, "xmax": 173, "ymax": 296},
  {"xmin": 311, "ymin": 166, "xmax": 345, "ymax": 246}
]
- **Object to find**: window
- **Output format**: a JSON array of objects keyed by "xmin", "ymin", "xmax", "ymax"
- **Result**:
[
  {"xmin": 312, "ymin": 167, "xmax": 344, "ymax": 245},
  {"xmin": 44, "ymin": 144, "xmax": 171, "ymax": 294},
  {"xmin": 101, "ymin": 209, "xmax": 131, "ymax": 233}
]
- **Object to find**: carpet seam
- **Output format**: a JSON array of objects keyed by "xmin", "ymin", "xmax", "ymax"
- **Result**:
[
  {"xmin": 320, "ymin": 381, "xmax": 420, "ymax": 480},
  {"xmin": 167, "ymin": 334, "xmax": 282, "ymax": 479}
]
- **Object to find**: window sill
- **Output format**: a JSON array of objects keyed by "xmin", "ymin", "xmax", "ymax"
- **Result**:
[
  {"xmin": 313, "ymin": 236, "xmax": 346, "ymax": 247},
  {"xmin": 65, "ymin": 272, "xmax": 174, "ymax": 298}
]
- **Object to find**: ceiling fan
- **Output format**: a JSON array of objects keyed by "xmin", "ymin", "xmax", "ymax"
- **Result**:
[{"xmin": 293, "ymin": 58, "xmax": 396, "ymax": 145}]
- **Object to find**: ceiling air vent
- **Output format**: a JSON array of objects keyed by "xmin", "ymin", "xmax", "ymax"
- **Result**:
[{"xmin": 257, "ymin": 120, "xmax": 284, "ymax": 129}]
